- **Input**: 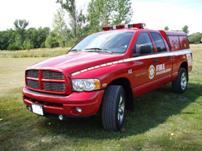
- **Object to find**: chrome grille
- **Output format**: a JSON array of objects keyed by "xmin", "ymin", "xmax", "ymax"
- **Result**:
[
  {"xmin": 44, "ymin": 82, "xmax": 65, "ymax": 92},
  {"xmin": 26, "ymin": 69, "xmax": 66, "ymax": 94},
  {"xmin": 27, "ymin": 70, "xmax": 38, "ymax": 78},
  {"xmin": 43, "ymin": 71, "xmax": 64, "ymax": 80},
  {"xmin": 27, "ymin": 80, "xmax": 39, "ymax": 89}
]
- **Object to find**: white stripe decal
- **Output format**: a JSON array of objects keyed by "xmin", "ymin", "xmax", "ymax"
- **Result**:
[{"xmin": 71, "ymin": 49, "xmax": 192, "ymax": 76}]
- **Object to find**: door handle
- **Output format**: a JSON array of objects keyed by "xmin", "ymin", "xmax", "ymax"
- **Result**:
[{"xmin": 153, "ymin": 59, "xmax": 159, "ymax": 64}]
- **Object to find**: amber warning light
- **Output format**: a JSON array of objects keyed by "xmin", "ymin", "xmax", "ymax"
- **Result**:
[{"xmin": 103, "ymin": 23, "xmax": 146, "ymax": 31}]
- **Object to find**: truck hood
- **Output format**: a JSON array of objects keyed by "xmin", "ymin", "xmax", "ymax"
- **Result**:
[{"xmin": 29, "ymin": 51, "xmax": 123, "ymax": 74}]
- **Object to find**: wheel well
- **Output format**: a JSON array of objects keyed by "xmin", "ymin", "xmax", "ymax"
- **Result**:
[
  {"xmin": 180, "ymin": 62, "xmax": 188, "ymax": 80},
  {"xmin": 108, "ymin": 78, "xmax": 134, "ymax": 110},
  {"xmin": 180, "ymin": 62, "xmax": 188, "ymax": 71}
]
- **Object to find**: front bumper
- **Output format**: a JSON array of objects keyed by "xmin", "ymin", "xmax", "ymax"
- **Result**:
[{"xmin": 23, "ymin": 87, "xmax": 104, "ymax": 117}]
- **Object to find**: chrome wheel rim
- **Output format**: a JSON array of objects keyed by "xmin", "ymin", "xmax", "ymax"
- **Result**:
[
  {"xmin": 181, "ymin": 72, "xmax": 187, "ymax": 90},
  {"xmin": 117, "ymin": 95, "xmax": 125, "ymax": 124}
]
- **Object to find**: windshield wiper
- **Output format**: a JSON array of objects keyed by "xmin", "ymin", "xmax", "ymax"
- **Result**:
[
  {"xmin": 70, "ymin": 49, "xmax": 81, "ymax": 52},
  {"xmin": 84, "ymin": 48, "xmax": 113, "ymax": 54},
  {"xmin": 85, "ymin": 47, "xmax": 103, "ymax": 50}
]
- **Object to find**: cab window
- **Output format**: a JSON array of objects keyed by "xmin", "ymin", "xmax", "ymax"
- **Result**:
[
  {"xmin": 133, "ymin": 32, "xmax": 154, "ymax": 56},
  {"xmin": 151, "ymin": 32, "xmax": 167, "ymax": 52}
]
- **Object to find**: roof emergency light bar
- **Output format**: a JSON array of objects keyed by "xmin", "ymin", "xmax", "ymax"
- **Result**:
[{"xmin": 103, "ymin": 23, "xmax": 146, "ymax": 31}]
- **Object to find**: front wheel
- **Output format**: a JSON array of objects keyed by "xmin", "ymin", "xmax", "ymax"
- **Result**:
[
  {"xmin": 172, "ymin": 68, "xmax": 188, "ymax": 93},
  {"xmin": 101, "ymin": 85, "xmax": 126, "ymax": 131}
]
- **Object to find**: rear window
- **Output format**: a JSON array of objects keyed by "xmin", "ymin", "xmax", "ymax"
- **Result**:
[{"xmin": 151, "ymin": 32, "xmax": 167, "ymax": 52}]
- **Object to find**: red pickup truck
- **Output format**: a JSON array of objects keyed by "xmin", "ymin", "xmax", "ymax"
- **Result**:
[{"xmin": 23, "ymin": 23, "xmax": 192, "ymax": 131}]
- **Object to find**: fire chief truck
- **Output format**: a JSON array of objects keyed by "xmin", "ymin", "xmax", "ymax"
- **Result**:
[{"xmin": 23, "ymin": 23, "xmax": 192, "ymax": 131}]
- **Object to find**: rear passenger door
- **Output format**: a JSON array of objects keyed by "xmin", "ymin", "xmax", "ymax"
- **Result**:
[{"xmin": 150, "ymin": 32, "xmax": 172, "ymax": 84}]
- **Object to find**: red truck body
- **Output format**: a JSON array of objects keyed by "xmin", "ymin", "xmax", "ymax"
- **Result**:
[{"xmin": 23, "ymin": 23, "xmax": 192, "ymax": 130}]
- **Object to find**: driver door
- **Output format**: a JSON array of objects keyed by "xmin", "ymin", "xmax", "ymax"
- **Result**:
[{"xmin": 131, "ymin": 32, "xmax": 157, "ymax": 96}]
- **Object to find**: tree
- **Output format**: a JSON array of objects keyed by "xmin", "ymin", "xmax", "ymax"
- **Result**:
[
  {"xmin": 87, "ymin": 0, "xmax": 133, "ymax": 33},
  {"xmin": 182, "ymin": 25, "xmax": 189, "ymax": 34},
  {"xmin": 53, "ymin": 8, "xmax": 69, "ymax": 47},
  {"xmin": 112, "ymin": 0, "xmax": 133, "ymax": 24},
  {"xmin": 25, "ymin": 27, "xmax": 50, "ymax": 49},
  {"xmin": 77, "ymin": 10, "xmax": 86, "ymax": 30},
  {"xmin": 45, "ymin": 32, "xmax": 60, "ymax": 48},
  {"xmin": 98, "ymin": 0, "xmax": 115, "ymax": 25},
  {"xmin": 23, "ymin": 39, "xmax": 33, "ymax": 50},
  {"xmin": 0, "ymin": 30, "xmax": 10, "ymax": 50},
  {"xmin": 0, "ymin": 26, "xmax": 50, "ymax": 50},
  {"xmin": 14, "ymin": 19, "xmax": 29, "ymax": 31},
  {"xmin": 188, "ymin": 32, "xmax": 202, "ymax": 44},
  {"xmin": 36, "ymin": 27, "xmax": 50, "ymax": 48},
  {"xmin": 57, "ymin": 0, "xmax": 78, "ymax": 37},
  {"xmin": 164, "ymin": 26, "xmax": 169, "ymax": 31},
  {"xmin": 87, "ymin": 0, "xmax": 102, "ymax": 32},
  {"xmin": 14, "ymin": 19, "xmax": 29, "ymax": 49}
]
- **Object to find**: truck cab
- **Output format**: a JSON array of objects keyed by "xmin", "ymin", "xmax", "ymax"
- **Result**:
[{"xmin": 23, "ymin": 23, "xmax": 192, "ymax": 131}]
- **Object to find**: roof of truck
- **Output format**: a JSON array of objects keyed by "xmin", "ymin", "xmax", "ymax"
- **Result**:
[{"xmin": 166, "ymin": 31, "xmax": 187, "ymax": 36}]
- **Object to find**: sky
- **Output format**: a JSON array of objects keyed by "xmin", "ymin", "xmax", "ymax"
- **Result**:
[{"xmin": 0, "ymin": 0, "xmax": 201, "ymax": 34}]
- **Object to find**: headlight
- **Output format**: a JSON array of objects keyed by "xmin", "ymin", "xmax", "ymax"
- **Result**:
[{"xmin": 72, "ymin": 79, "xmax": 101, "ymax": 92}]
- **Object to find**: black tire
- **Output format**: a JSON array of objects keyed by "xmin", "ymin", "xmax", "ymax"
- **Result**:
[
  {"xmin": 172, "ymin": 68, "xmax": 188, "ymax": 93},
  {"xmin": 101, "ymin": 85, "xmax": 126, "ymax": 131}
]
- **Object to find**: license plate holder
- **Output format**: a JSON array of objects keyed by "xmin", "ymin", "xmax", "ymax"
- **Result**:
[{"xmin": 32, "ymin": 103, "xmax": 44, "ymax": 116}]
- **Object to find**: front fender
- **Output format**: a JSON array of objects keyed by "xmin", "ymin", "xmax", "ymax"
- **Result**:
[{"xmin": 71, "ymin": 62, "xmax": 134, "ymax": 89}]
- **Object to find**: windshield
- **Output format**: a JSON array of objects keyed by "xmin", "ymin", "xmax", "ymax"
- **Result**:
[{"xmin": 71, "ymin": 31, "xmax": 134, "ymax": 54}]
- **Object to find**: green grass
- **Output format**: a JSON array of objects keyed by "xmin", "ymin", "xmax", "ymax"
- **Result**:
[
  {"xmin": 0, "ymin": 45, "xmax": 202, "ymax": 151},
  {"xmin": 0, "ymin": 47, "xmax": 68, "ymax": 58}
]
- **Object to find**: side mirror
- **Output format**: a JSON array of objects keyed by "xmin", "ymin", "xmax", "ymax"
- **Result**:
[{"xmin": 139, "ymin": 45, "xmax": 152, "ymax": 54}]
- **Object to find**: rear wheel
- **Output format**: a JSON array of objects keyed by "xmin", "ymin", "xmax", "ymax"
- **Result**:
[
  {"xmin": 172, "ymin": 68, "xmax": 188, "ymax": 93},
  {"xmin": 101, "ymin": 85, "xmax": 126, "ymax": 131}
]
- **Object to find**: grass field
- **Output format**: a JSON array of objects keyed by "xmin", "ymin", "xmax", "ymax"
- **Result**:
[
  {"xmin": 0, "ymin": 47, "xmax": 68, "ymax": 58},
  {"xmin": 0, "ymin": 45, "xmax": 202, "ymax": 151}
]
